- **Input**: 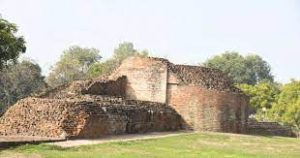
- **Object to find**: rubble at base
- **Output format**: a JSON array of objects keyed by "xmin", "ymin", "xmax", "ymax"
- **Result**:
[{"xmin": 0, "ymin": 95, "xmax": 183, "ymax": 139}]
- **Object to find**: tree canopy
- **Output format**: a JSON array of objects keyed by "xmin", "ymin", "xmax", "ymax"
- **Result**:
[
  {"xmin": 0, "ymin": 60, "xmax": 46, "ymax": 114},
  {"xmin": 88, "ymin": 42, "xmax": 148, "ymax": 77},
  {"xmin": 112, "ymin": 42, "xmax": 148, "ymax": 65},
  {"xmin": 203, "ymin": 52, "xmax": 273, "ymax": 85},
  {"xmin": 46, "ymin": 46, "xmax": 101, "ymax": 87},
  {"xmin": 269, "ymin": 80, "xmax": 300, "ymax": 132},
  {"xmin": 0, "ymin": 17, "xmax": 26, "ymax": 69},
  {"xmin": 237, "ymin": 81, "xmax": 281, "ymax": 116},
  {"xmin": 88, "ymin": 59, "xmax": 115, "ymax": 78}
]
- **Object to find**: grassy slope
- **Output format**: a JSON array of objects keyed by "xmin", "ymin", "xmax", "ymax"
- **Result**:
[{"xmin": 1, "ymin": 132, "xmax": 299, "ymax": 158}]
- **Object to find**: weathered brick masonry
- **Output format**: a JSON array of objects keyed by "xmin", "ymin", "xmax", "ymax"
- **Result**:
[
  {"xmin": 110, "ymin": 57, "xmax": 248, "ymax": 133},
  {"xmin": 247, "ymin": 119, "xmax": 293, "ymax": 137},
  {"xmin": 0, "ymin": 95, "xmax": 183, "ymax": 138},
  {"xmin": 110, "ymin": 57, "xmax": 168, "ymax": 103},
  {"xmin": 0, "ymin": 56, "xmax": 250, "ymax": 139}
]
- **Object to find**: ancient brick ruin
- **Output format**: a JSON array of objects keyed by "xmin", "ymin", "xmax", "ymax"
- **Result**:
[
  {"xmin": 109, "ymin": 57, "xmax": 248, "ymax": 133},
  {"xmin": 0, "ymin": 56, "xmax": 250, "ymax": 140}
]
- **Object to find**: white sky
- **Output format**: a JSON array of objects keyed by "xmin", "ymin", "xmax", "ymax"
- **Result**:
[{"xmin": 0, "ymin": 0, "xmax": 299, "ymax": 83}]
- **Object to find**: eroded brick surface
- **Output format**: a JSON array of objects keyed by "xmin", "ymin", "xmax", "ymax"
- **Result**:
[
  {"xmin": 0, "ymin": 56, "xmax": 253, "ymax": 140},
  {"xmin": 110, "ymin": 57, "xmax": 248, "ymax": 133},
  {"xmin": 0, "ymin": 95, "xmax": 183, "ymax": 138}
]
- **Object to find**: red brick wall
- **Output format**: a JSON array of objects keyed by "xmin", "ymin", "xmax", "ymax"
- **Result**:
[
  {"xmin": 109, "ymin": 57, "xmax": 249, "ymax": 133},
  {"xmin": 166, "ymin": 84, "xmax": 248, "ymax": 133}
]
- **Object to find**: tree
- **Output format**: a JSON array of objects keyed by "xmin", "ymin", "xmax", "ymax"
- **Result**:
[
  {"xmin": 87, "ymin": 42, "xmax": 148, "ymax": 77},
  {"xmin": 0, "ymin": 60, "xmax": 46, "ymax": 114},
  {"xmin": 203, "ymin": 52, "xmax": 273, "ymax": 85},
  {"xmin": 0, "ymin": 17, "xmax": 26, "ymax": 69},
  {"xmin": 237, "ymin": 81, "xmax": 281, "ymax": 118},
  {"xmin": 244, "ymin": 54, "xmax": 273, "ymax": 85},
  {"xmin": 112, "ymin": 42, "xmax": 148, "ymax": 66},
  {"xmin": 46, "ymin": 46, "xmax": 101, "ymax": 87},
  {"xmin": 88, "ymin": 59, "xmax": 115, "ymax": 78},
  {"xmin": 269, "ymin": 80, "xmax": 300, "ymax": 135}
]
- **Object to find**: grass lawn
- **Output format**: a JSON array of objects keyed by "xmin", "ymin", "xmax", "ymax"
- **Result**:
[{"xmin": 0, "ymin": 132, "xmax": 299, "ymax": 158}]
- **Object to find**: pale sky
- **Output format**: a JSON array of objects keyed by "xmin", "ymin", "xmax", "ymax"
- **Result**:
[{"xmin": 0, "ymin": 0, "xmax": 299, "ymax": 83}]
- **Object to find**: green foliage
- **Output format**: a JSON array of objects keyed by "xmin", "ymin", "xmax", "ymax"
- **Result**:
[
  {"xmin": 0, "ymin": 60, "xmax": 46, "ymax": 113},
  {"xmin": 0, "ymin": 17, "xmax": 26, "ymax": 69},
  {"xmin": 87, "ymin": 62, "xmax": 105, "ymax": 78},
  {"xmin": 205, "ymin": 52, "xmax": 299, "ymax": 130},
  {"xmin": 87, "ymin": 59, "xmax": 115, "ymax": 78},
  {"xmin": 46, "ymin": 46, "xmax": 101, "ymax": 87},
  {"xmin": 112, "ymin": 42, "xmax": 148, "ymax": 65},
  {"xmin": 269, "ymin": 80, "xmax": 300, "ymax": 131},
  {"xmin": 237, "ymin": 81, "xmax": 281, "ymax": 114},
  {"xmin": 47, "ymin": 42, "xmax": 148, "ymax": 87},
  {"xmin": 203, "ymin": 52, "xmax": 273, "ymax": 85},
  {"xmin": 87, "ymin": 42, "xmax": 148, "ymax": 77}
]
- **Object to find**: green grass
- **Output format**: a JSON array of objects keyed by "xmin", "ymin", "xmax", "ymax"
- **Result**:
[{"xmin": 1, "ymin": 132, "xmax": 300, "ymax": 158}]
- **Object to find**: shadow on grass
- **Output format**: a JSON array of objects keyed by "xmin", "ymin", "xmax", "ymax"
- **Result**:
[{"xmin": 0, "ymin": 140, "xmax": 66, "ymax": 151}]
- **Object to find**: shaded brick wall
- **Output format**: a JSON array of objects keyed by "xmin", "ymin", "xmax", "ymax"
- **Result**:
[
  {"xmin": 83, "ymin": 76, "xmax": 127, "ymax": 97},
  {"xmin": 110, "ymin": 57, "xmax": 168, "ymax": 103},
  {"xmin": 39, "ymin": 76, "xmax": 127, "ymax": 99},
  {"xmin": 76, "ymin": 100, "xmax": 183, "ymax": 138}
]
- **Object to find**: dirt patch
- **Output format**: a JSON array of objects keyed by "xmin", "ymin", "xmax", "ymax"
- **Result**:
[{"xmin": 48, "ymin": 131, "xmax": 191, "ymax": 148}]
